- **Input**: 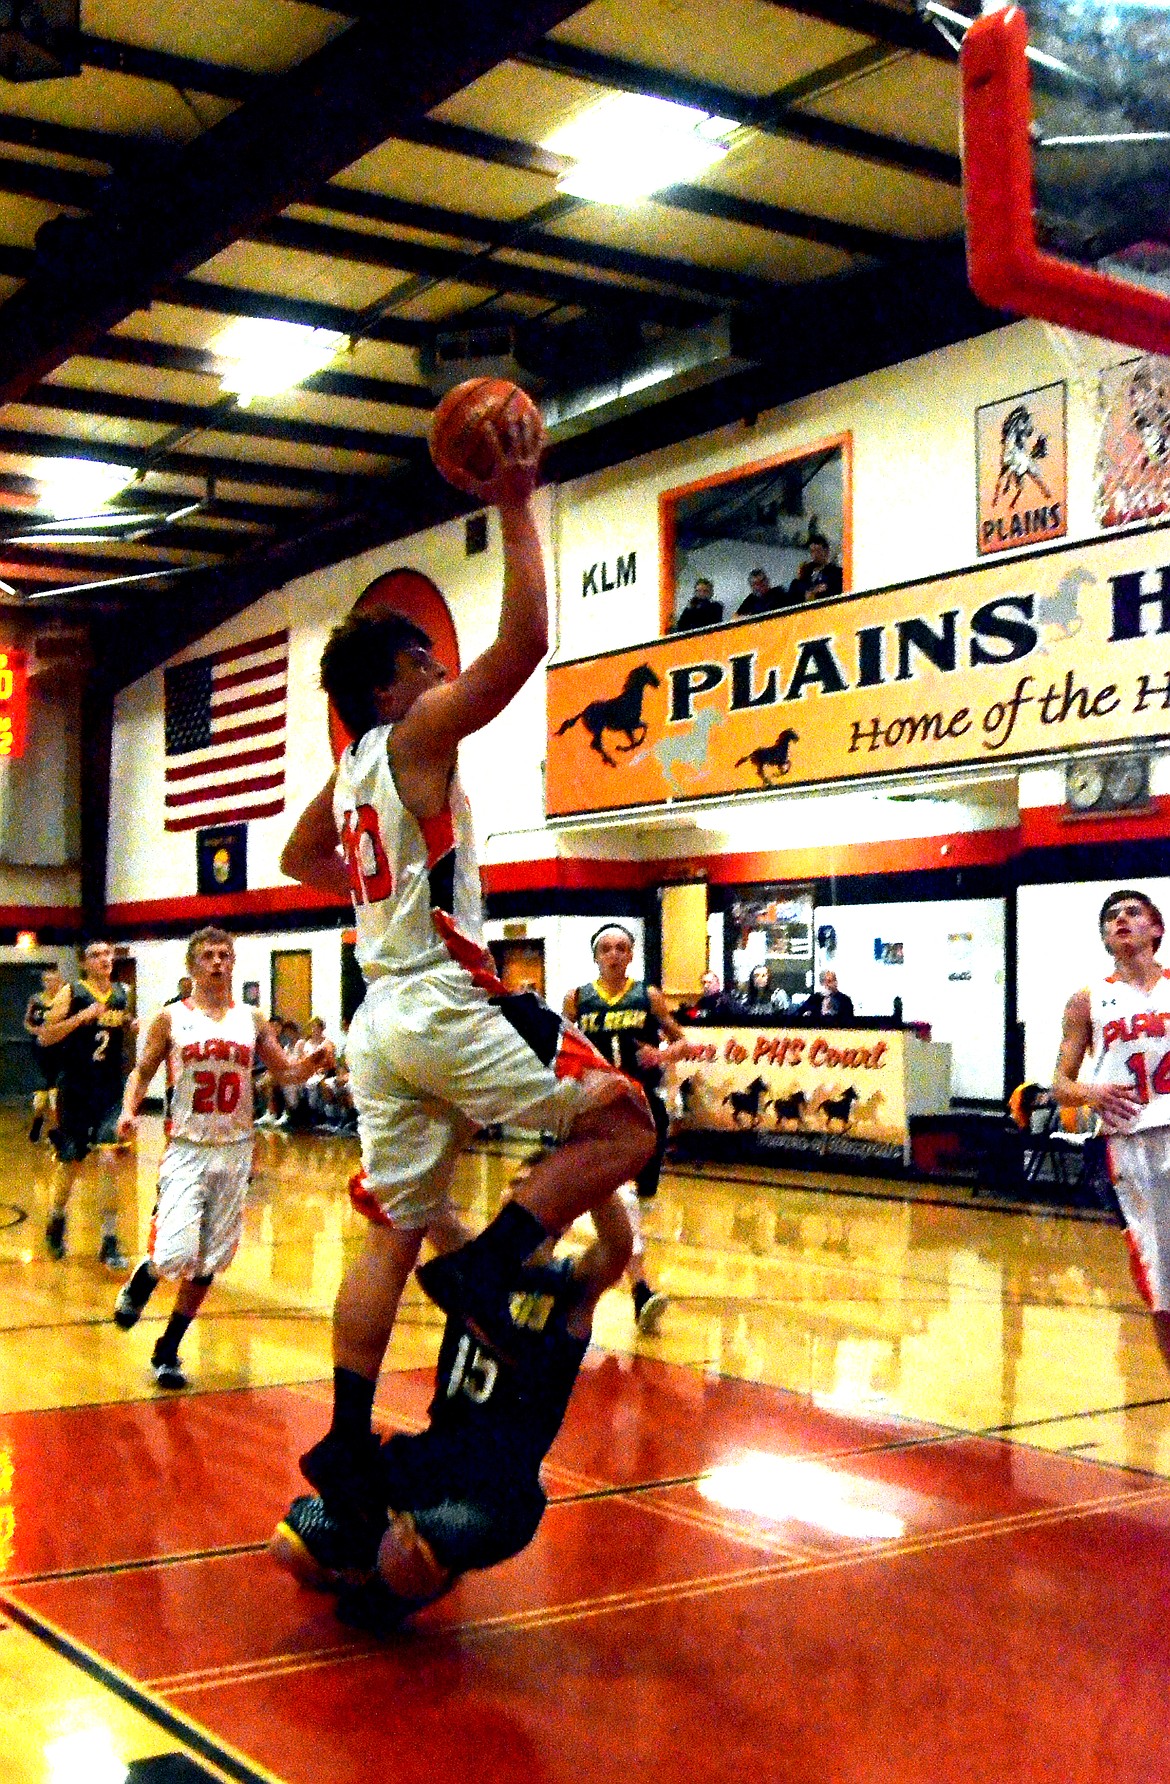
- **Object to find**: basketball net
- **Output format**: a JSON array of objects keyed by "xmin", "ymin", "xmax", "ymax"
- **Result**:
[{"xmin": 1040, "ymin": 321, "xmax": 1170, "ymax": 528}]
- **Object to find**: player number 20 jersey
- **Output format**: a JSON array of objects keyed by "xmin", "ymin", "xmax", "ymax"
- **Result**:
[
  {"xmin": 167, "ymin": 1000, "xmax": 256, "ymax": 1145},
  {"xmin": 1090, "ymin": 970, "xmax": 1170, "ymax": 1134}
]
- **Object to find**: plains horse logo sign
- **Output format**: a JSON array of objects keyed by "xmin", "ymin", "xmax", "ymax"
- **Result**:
[{"xmin": 545, "ymin": 522, "xmax": 1170, "ymax": 818}]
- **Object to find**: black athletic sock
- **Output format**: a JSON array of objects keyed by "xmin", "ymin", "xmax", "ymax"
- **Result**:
[
  {"xmin": 461, "ymin": 1201, "xmax": 550, "ymax": 1274},
  {"xmin": 152, "ymin": 1311, "xmax": 193, "ymax": 1365},
  {"xmin": 330, "ymin": 1366, "xmax": 376, "ymax": 1441},
  {"xmin": 126, "ymin": 1261, "xmax": 159, "ymax": 1311}
]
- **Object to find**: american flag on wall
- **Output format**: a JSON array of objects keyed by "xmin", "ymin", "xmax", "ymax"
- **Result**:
[{"xmin": 163, "ymin": 629, "xmax": 289, "ymax": 833}]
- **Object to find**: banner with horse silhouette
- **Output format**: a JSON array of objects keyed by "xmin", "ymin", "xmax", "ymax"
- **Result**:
[
  {"xmin": 545, "ymin": 522, "xmax": 1170, "ymax": 816},
  {"xmin": 669, "ymin": 1022, "xmax": 933, "ymax": 1164}
]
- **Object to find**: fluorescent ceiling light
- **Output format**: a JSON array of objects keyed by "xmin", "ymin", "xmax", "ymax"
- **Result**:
[
  {"xmin": 697, "ymin": 1451, "xmax": 906, "ymax": 1541},
  {"xmin": 210, "ymin": 316, "xmax": 349, "ymax": 405},
  {"xmin": 545, "ymin": 94, "xmax": 737, "ymax": 205},
  {"xmin": 36, "ymin": 459, "xmax": 136, "ymax": 520}
]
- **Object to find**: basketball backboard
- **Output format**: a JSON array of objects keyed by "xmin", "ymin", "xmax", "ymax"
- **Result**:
[{"xmin": 961, "ymin": 0, "xmax": 1170, "ymax": 352}]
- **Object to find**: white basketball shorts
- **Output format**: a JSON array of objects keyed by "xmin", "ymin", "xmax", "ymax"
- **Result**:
[
  {"xmin": 346, "ymin": 963, "xmax": 615, "ymax": 1229},
  {"xmin": 1108, "ymin": 1127, "xmax": 1170, "ymax": 1311},
  {"xmin": 150, "ymin": 1136, "xmax": 252, "ymax": 1279}
]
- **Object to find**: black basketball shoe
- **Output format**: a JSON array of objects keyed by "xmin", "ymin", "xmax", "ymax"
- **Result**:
[
  {"xmin": 414, "ymin": 1250, "xmax": 518, "ymax": 1362},
  {"xmin": 269, "ymin": 1494, "xmax": 383, "ymax": 1592},
  {"xmin": 299, "ymin": 1428, "xmax": 386, "ymax": 1529}
]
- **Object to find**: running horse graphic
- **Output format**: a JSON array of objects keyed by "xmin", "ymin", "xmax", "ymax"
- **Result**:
[
  {"xmin": 555, "ymin": 664, "xmax": 661, "ymax": 767},
  {"xmin": 736, "ymin": 728, "xmax": 800, "ymax": 785}
]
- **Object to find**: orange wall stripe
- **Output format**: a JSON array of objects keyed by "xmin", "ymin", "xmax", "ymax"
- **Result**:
[{"xmin": 106, "ymin": 885, "xmax": 350, "ymax": 928}]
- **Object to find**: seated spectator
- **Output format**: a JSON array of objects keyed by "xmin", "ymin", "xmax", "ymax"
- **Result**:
[
  {"xmin": 317, "ymin": 1020, "xmax": 358, "ymax": 1134},
  {"xmin": 292, "ymin": 1017, "xmax": 336, "ymax": 1128},
  {"xmin": 789, "ymin": 533, "xmax": 843, "ymax": 604},
  {"xmin": 732, "ymin": 965, "xmax": 790, "ymax": 1015},
  {"xmin": 677, "ymin": 970, "xmax": 728, "ymax": 1021},
  {"xmin": 796, "ymin": 969, "xmax": 854, "ymax": 1022},
  {"xmin": 735, "ymin": 567, "xmax": 799, "ymax": 619},
  {"xmin": 256, "ymin": 1019, "xmax": 302, "ymax": 1127},
  {"xmin": 671, "ymin": 577, "xmax": 723, "ymax": 633}
]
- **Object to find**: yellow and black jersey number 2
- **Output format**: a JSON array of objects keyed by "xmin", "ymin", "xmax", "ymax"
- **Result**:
[
  {"xmin": 445, "ymin": 1334, "xmax": 499, "ymax": 1406},
  {"xmin": 91, "ymin": 1027, "xmax": 114, "ymax": 1064}
]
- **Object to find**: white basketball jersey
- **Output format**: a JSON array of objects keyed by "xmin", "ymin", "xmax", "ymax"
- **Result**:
[
  {"xmin": 1089, "ymin": 969, "xmax": 1170, "ymax": 1133},
  {"xmin": 333, "ymin": 725, "xmax": 487, "ymax": 983},
  {"xmin": 167, "ymin": 1000, "xmax": 257, "ymax": 1144}
]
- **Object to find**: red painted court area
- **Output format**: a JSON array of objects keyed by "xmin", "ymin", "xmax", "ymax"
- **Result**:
[{"xmin": 4, "ymin": 1361, "xmax": 1170, "ymax": 1784}]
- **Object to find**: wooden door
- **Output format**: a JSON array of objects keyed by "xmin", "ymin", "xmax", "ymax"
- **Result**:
[{"xmin": 271, "ymin": 950, "xmax": 312, "ymax": 1029}]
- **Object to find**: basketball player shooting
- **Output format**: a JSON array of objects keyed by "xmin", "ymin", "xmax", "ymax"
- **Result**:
[
  {"xmin": 280, "ymin": 390, "xmax": 655, "ymax": 1528},
  {"xmin": 1053, "ymin": 889, "xmax": 1170, "ymax": 1372}
]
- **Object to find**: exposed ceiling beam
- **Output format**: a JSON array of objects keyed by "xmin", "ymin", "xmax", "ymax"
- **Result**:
[
  {"xmin": 0, "ymin": 153, "xmax": 98, "ymax": 209},
  {"xmin": 19, "ymin": 383, "xmax": 428, "ymax": 461},
  {"xmin": 253, "ymin": 215, "xmax": 712, "ymax": 325},
  {"xmin": 76, "ymin": 34, "xmax": 268, "ymax": 104},
  {"xmin": 0, "ymin": 541, "xmax": 197, "ymax": 576},
  {"xmin": 0, "ymin": 468, "xmax": 299, "ymax": 527},
  {"xmin": 165, "ymin": 275, "xmax": 434, "ymax": 345},
  {"xmin": 87, "ymin": 335, "xmax": 435, "ymax": 409},
  {"xmin": 758, "ymin": 0, "xmax": 951, "ymax": 61},
  {"xmin": 652, "ymin": 183, "xmax": 903, "ymax": 261},
  {"xmin": 383, "ymin": 118, "xmax": 914, "ymax": 259},
  {"xmin": 98, "ymin": 240, "xmax": 1001, "ymax": 695},
  {"xmin": 515, "ymin": 41, "xmax": 960, "ymax": 186},
  {"xmin": 0, "ymin": 425, "xmax": 374, "ymax": 497},
  {"xmin": 0, "ymin": 2, "xmax": 593, "ymax": 402},
  {"xmin": 0, "ymin": 110, "xmax": 136, "ymax": 170},
  {"xmin": 302, "ymin": 186, "xmax": 786, "ymax": 309}
]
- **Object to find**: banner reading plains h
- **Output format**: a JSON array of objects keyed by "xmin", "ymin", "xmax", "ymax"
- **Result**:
[{"xmin": 545, "ymin": 527, "xmax": 1170, "ymax": 818}]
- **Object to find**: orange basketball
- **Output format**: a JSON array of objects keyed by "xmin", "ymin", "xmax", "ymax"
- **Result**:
[{"xmin": 428, "ymin": 377, "xmax": 544, "ymax": 490}]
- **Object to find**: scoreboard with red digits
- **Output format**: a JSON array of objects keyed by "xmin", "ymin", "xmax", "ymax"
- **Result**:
[{"xmin": 0, "ymin": 649, "xmax": 28, "ymax": 758}]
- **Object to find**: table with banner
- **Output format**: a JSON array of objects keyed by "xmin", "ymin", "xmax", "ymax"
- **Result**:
[{"xmin": 668, "ymin": 1020, "xmax": 952, "ymax": 1168}]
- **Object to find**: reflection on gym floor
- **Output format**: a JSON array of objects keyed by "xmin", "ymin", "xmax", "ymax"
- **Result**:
[{"xmin": 1, "ymin": 1110, "xmax": 1168, "ymax": 1784}]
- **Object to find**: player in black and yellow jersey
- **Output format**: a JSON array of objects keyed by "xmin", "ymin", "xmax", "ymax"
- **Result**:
[
  {"xmin": 564, "ymin": 924, "xmax": 685, "ymax": 1330},
  {"xmin": 270, "ymin": 1188, "xmax": 633, "ymax": 1629},
  {"xmin": 23, "ymin": 962, "xmax": 64, "ymax": 1144},
  {"xmin": 38, "ymin": 939, "xmax": 137, "ymax": 1268}
]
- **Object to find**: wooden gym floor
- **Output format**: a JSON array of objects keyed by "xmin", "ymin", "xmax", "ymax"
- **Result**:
[{"xmin": 1, "ymin": 1109, "xmax": 1169, "ymax": 1783}]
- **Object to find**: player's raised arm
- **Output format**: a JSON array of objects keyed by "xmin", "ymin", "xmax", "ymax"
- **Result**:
[
  {"xmin": 393, "ymin": 399, "xmax": 546, "ymax": 782},
  {"xmin": 281, "ymin": 772, "xmax": 349, "ymax": 896}
]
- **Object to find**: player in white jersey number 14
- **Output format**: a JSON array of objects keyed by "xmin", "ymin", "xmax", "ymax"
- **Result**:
[
  {"xmin": 111, "ymin": 926, "xmax": 328, "ymax": 1390},
  {"xmin": 1053, "ymin": 888, "xmax": 1170, "ymax": 1373}
]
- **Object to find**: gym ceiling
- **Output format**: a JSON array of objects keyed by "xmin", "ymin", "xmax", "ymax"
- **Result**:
[{"xmin": 0, "ymin": 0, "xmax": 1000, "ymax": 688}]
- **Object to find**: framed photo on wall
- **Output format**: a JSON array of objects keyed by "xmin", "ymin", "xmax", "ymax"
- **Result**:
[{"xmin": 659, "ymin": 434, "xmax": 851, "ymax": 634}]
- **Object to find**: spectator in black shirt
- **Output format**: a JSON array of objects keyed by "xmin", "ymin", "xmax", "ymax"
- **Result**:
[
  {"xmin": 789, "ymin": 534, "xmax": 843, "ymax": 604},
  {"xmin": 672, "ymin": 577, "xmax": 723, "ymax": 632},
  {"xmin": 736, "ymin": 567, "xmax": 798, "ymax": 619},
  {"xmin": 797, "ymin": 969, "xmax": 854, "ymax": 1022}
]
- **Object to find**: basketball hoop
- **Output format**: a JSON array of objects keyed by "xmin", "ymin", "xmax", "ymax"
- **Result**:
[{"xmin": 961, "ymin": 2, "xmax": 1170, "ymax": 355}]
